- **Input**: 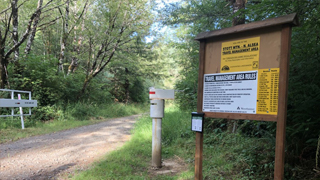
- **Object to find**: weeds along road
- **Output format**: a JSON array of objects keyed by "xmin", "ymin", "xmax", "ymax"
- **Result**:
[{"xmin": 0, "ymin": 114, "xmax": 141, "ymax": 180}]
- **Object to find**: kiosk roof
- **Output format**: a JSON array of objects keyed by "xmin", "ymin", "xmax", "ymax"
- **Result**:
[{"xmin": 195, "ymin": 13, "xmax": 299, "ymax": 41}]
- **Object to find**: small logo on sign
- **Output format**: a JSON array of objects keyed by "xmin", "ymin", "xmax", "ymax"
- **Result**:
[
  {"xmin": 252, "ymin": 61, "xmax": 258, "ymax": 69},
  {"xmin": 221, "ymin": 65, "xmax": 230, "ymax": 71}
]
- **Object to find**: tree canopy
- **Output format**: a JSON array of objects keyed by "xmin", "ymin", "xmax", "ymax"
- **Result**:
[{"xmin": 0, "ymin": 0, "xmax": 166, "ymax": 105}]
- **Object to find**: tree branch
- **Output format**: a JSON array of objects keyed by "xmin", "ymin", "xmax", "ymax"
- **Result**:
[
  {"xmin": 38, "ymin": 16, "xmax": 61, "ymax": 28},
  {"xmin": 94, "ymin": 23, "xmax": 126, "ymax": 76},
  {"xmin": 0, "ymin": 0, "xmax": 30, "ymax": 15},
  {"xmin": 41, "ymin": 0, "xmax": 53, "ymax": 10},
  {"xmin": 68, "ymin": 0, "xmax": 89, "ymax": 34},
  {"xmin": 4, "ymin": 9, "xmax": 38, "ymax": 58},
  {"xmin": 42, "ymin": 3, "xmax": 65, "ymax": 13},
  {"xmin": 25, "ymin": 0, "xmax": 44, "ymax": 54},
  {"xmin": 94, "ymin": 0, "xmax": 122, "ymax": 63},
  {"xmin": 3, "ymin": 11, "xmax": 13, "ymax": 45}
]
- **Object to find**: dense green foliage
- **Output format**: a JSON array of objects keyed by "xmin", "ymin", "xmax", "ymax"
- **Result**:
[
  {"xmin": 160, "ymin": 0, "xmax": 320, "ymax": 178},
  {"xmin": 0, "ymin": 0, "xmax": 167, "ymax": 124}
]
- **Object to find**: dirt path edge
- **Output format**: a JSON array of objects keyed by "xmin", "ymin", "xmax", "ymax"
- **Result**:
[{"xmin": 0, "ymin": 114, "xmax": 141, "ymax": 180}]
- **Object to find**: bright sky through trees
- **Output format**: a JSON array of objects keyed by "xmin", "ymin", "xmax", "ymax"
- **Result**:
[{"xmin": 145, "ymin": 0, "xmax": 181, "ymax": 43}]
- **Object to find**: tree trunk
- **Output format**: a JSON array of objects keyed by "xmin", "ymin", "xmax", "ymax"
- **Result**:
[
  {"xmin": 58, "ymin": 37, "xmax": 66, "ymax": 73},
  {"xmin": 11, "ymin": 0, "xmax": 20, "ymax": 88},
  {"xmin": 25, "ymin": 0, "xmax": 43, "ymax": 54},
  {"xmin": 0, "ymin": 45, "xmax": 9, "ymax": 89},
  {"xmin": 228, "ymin": 0, "xmax": 246, "ymax": 133},
  {"xmin": 12, "ymin": 0, "xmax": 19, "ymax": 61},
  {"xmin": 124, "ymin": 68, "xmax": 130, "ymax": 104},
  {"xmin": 67, "ymin": 57, "xmax": 78, "ymax": 75},
  {"xmin": 68, "ymin": 23, "xmax": 83, "ymax": 75},
  {"xmin": 232, "ymin": 0, "xmax": 246, "ymax": 26},
  {"xmin": 58, "ymin": 0, "xmax": 70, "ymax": 74},
  {"xmin": 79, "ymin": 75, "xmax": 93, "ymax": 98},
  {"xmin": 86, "ymin": 37, "xmax": 93, "ymax": 79}
]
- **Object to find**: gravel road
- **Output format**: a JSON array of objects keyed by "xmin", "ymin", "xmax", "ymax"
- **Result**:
[{"xmin": 0, "ymin": 114, "xmax": 141, "ymax": 180}]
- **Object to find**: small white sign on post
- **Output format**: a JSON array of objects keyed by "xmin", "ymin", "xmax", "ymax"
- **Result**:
[
  {"xmin": 192, "ymin": 117, "xmax": 203, "ymax": 132},
  {"xmin": 191, "ymin": 112, "xmax": 204, "ymax": 133}
]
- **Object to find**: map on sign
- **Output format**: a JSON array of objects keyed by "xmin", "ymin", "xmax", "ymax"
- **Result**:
[
  {"xmin": 221, "ymin": 37, "xmax": 260, "ymax": 72},
  {"xmin": 203, "ymin": 71, "xmax": 258, "ymax": 113}
]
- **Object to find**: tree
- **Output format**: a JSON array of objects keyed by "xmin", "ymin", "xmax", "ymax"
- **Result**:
[
  {"xmin": 24, "ymin": 0, "xmax": 43, "ymax": 54},
  {"xmin": 0, "ymin": 0, "xmax": 56, "ymax": 88},
  {"xmin": 108, "ymin": 39, "xmax": 162, "ymax": 103},
  {"xmin": 0, "ymin": 0, "xmax": 66, "ymax": 88},
  {"xmin": 57, "ymin": 0, "xmax": 88, "ymax": 74},
  {"xmin": 79, "ymin": 0, "xmax": 154, "ymax": 95},
  {"xmin": 228, "ymin": 0, "xmax": 246, "ymax": 133},
  {"xmin": 244, "ymin": 0, "xmax": 320, "ymax": 170},
  {"xmin": 160, "ymin": 0, "xmax": 235, "ymax": 111}
]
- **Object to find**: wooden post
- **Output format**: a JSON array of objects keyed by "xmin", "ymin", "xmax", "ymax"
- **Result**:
[
  {"xmin": 274, "ymin": 25, "xmax": 292, "ymax": 180},
  {"xmin": 195, "ymin": 132, "xmax": 203, "ymax": 180},
  {"xmin": 195, "ymin": 40, "xmax": 205, "ymax": 180}
]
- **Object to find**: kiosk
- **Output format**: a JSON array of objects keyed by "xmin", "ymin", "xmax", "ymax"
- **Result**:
[{"xmin": 194, "ymin": 13, "xmax": 299, "ymax": 180}]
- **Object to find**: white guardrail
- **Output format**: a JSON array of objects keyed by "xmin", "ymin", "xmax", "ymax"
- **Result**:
[{"xmin": 0, "ymin": 89, "xmax": 38, "ymax": 129}]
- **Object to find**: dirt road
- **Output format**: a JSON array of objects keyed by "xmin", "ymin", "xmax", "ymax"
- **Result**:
[{"xmin": 0, "ymin": 114, "xmax": 141, "ymax": 180}]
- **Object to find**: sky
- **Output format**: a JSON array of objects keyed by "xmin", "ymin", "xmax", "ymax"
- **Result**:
[
  {"xmin": 145, "ymin": 0, "xmax": 181, "ymax": 43},
  {"xmin": 156, "ymin": 0, "xmax": 181, "ymax": 9}
]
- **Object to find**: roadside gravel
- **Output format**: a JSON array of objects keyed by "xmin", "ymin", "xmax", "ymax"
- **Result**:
[{"xmin": 0, "ymin": 114, "xmax": 141, "ymax": 180}]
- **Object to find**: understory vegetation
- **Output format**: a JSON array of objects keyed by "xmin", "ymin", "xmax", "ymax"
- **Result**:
[{"xmin": 73, "ymin": 106, "xmax": 317, "ymax": 179}]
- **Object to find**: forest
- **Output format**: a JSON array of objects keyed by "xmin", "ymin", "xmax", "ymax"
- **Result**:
[
  {"xmin": 1, "ymin": 0, "xmax": 320, "ymax": 179},
  {"xmin": 0, "ymin": 0, "xmax": 176, "ymax": 124}
]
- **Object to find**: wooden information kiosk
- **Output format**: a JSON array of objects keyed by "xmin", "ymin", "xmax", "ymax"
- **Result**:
[{"xmin": 194, "ymin": 13, "xmax": 299, "ymax": 180}]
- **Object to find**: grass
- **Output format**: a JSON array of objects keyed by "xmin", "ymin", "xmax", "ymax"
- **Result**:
[
  {"xmin": 73, "ymin": 106, "xmax": 194, "ymax": 180},
  {"xmin": 1, "ymin": 103, "xmax": 279, "ymax": 179},
  {"xmin": 0, "ymin": 103, "xmax": 147, "ymax": 144},
  {"xmin": 0, "ymin": 119, "xmax": 94, "ymax": 143},
  {"xmin": 72, "ymin": 106, "xmax": 276, "ymax": 179},
  {"xmin": 74, "ymin": 115, "xmax": 153, "ymax": 179}
]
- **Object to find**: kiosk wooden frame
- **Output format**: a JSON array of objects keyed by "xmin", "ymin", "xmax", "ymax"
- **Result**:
[{"xmin": 194, "ymin": 13, "xmax": 299, "ymax": 180}]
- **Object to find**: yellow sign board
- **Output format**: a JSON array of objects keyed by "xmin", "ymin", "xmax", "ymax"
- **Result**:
[
  {"xmin": 221, "ymin": 37, "xmax": 260, "ymax": 72},
  {"xmin": 256, "ymin": 68, "xmax": 279, "ymax": 115}
]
